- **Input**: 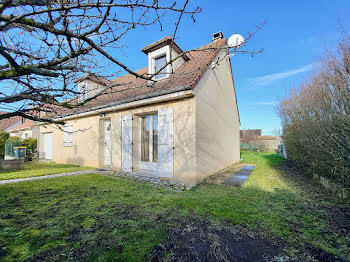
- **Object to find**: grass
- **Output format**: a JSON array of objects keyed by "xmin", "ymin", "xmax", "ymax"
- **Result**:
[
  {"xmin": 0, "ymin": 151, "xmax": 349, "ymax": 261},
  {"xmin": 0, "ymin": 161, "xmax": 93, "ymax": 180}
]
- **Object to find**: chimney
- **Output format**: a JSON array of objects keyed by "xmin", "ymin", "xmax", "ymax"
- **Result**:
[{"xmin": 212, "ymin": 31, "xmax": 224, "ymax": 42}]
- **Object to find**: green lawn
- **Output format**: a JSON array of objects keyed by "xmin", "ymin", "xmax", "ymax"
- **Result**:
[
  {"xmin": 0, "ymin": 152, "xmax": 349, "ymax": 261},
  {"xmin": 0, "ymin": 161, "xmax": 93, "ymax": 180}
]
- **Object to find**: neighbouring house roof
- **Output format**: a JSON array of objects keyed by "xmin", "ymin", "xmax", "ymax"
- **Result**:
[
  {"xmin": 240, "ymin": 129, "xmax": 262, "ymax": 138},
  {"xmin": 0, "ymin": 112, "xmax": 22, "ymax": 131},
  {"xmin": 46, "ymin": 37, "xmax": 228, "ymax": 119},
  {"xmin": 8, "ymin": 119, "xmax": 34, "ymax": 132}
]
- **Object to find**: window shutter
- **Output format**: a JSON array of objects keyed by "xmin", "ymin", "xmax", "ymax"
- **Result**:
[
  {"xmin": 121, "ymin": 115, "xmax": 133, "ymax": 172},
  {"xmin": 158, "ymin": 108, "xmax": 173, "ymax": 178},
  {"xmin": 64, "ymin": 124, "xmax": 73, "ymax": 146},
  {"xmin": 68, "ymin": 124, "xmax": 73, "ymax": 146},
  {"xmin": 64, "ymin": 125, "xmax": 68, "ymax": 146}
]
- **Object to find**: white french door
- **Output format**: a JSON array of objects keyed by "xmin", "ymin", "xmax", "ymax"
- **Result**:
[{"xmin": 140, "ymin": 114, "xmax": 158, "ymax": 172}]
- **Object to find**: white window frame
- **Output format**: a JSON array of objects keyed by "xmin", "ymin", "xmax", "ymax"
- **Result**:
[
  {"xmin": 148, "ymin": 46, "xmax": 171, "ymax": 81},
  {"xmin": 64, "ymin": 123, "xmax": 73, "ymax": 146},
  {"xmin": 78, "ymin": 82, "xmax": 89, "ymax": 101}
]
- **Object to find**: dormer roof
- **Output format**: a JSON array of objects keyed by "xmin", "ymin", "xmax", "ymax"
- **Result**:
[
  {"xmin": 73, "ymin": 73, "xmax": 110, "ymax": 86},
  {"xmin": 141, "ymin": 36, "xmax": 190, "ymax": 61}
]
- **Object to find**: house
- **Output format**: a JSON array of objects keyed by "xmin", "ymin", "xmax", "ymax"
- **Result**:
[
  {"xmin": 0, "ymin": 112, "xmax": 22, "ymax": 132},
  {"xmin": 37, "ymin": 33, "xmax": 241, "ymax": 184},
  {"xmin": 0, "ymin": 112, "xmax": 36, "ymax": 139},
  {"xmin": 8, "ymin": 119, "xmax": 36, "ymax": 139}
]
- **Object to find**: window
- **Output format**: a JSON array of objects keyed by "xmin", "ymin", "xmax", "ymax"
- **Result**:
[
  {"xmin": 141, "ymin": 116, "xmax": 150, "ymax": 162},
  {"xmin": 82, "ymin": 85, "xmax": 88, "ymax": 100},
  {"xmin": 64, "ymin": 124, "xmax": 73, "ymax": 146},
  {"xmin": 141, "ymin": 114, "xmax": 158, "ymax": 163},
  {"xmin": 152, "ymin": 115, "xmax": 158, "ymax": 162},
  {"xmin": 79, "ymin": 83, "xmax": 88, "ymax": 101},
  {"xmin": 154, "ymin": 55, "xmax": 167, "ymax": 79}
]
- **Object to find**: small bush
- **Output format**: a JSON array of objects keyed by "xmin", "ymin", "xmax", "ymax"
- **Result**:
[
  {"xmin": 0, "ymin": 131, "xmax": 9, "ymax": 158},
  {"xmin": 21, "ymin": 138, "xmax": 37, "ymax": 161}
]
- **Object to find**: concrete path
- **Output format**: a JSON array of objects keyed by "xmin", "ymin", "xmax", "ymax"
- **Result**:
[
  {"xmin": 205, "ymin": 164, "xmax": 255, "ymax": 187},
  {"xmin": 0, "ymin": 169, "xmax": 110, "ymax": 185}
]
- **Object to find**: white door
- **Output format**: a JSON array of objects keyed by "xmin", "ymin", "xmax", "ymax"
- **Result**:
[
  {"xmin": 43, "ymin": 133, "xmax": 53, "ymax": 160},
  {"xmin": 158, "ymin": 108, "xmax": 174, "ymax": 178},
  {"xmin": 121, "ymin": 115, "xmax": 133, "ymax": 172},
  {"xmin": 104, "ymin": 120, "xmax": 111, "ymax": 166}
]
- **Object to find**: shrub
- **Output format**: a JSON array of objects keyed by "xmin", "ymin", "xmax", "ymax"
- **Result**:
[
  {"xmin": 277, "ymin": 35, "xmax": 350, "ymax": 188},
  {"xmin": 0, "ymin": 131, "xmax": 9, "ymax": 158},
  {"xmin": 21, "ymin": 138, "xmax": 37, "ymax": 161}
]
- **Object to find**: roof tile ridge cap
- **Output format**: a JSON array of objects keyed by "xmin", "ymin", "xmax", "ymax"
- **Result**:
[
  {"xmin": 141, "ymin": 36, "xmax": 173, "ymax": 53},
  {"xmin": 194, "ymin": 38, "xmax": 227, "ymax": 50},
  {"xmin": 190, "ymin": 40, "xmax": 227, "ymax": 90}
]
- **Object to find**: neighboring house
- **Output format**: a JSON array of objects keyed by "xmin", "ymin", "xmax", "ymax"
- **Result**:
[
  {"xmin": 37, "ymin": 33, "xmax": 241, "ymax": 184},
  {"xmin": 0, "ymin": 112, "xmax": 22, "ymax": 132},
  {"xmin": 8, "ymin": 119, "xmax": 36, "ymax": 139}
]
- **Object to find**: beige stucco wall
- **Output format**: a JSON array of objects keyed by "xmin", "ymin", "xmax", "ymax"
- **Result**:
[
  {"xmin": 39, "ymin": 115, "xmax": 101, "ymax": 167},
  {"xmin": 38, "ymin": 97, "xmax": 197, "ymax": 183},
  {"xmin": 107, "ymin": 98, "xmax": 196, "ymax": 183},
  {"xmin": 193, "ymin": 50, "xmax": 240, "ymax": 183}
]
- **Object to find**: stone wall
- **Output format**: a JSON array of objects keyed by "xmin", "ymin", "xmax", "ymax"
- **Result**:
[{"xmin": 0, "ymin": 159, "xmax": 24, "ymax": 171}]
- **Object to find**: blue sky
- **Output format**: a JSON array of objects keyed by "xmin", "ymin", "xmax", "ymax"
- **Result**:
[
  {"xmin": 114, "ymin": 0, "xmax": 350, "ymax": 135},
  {"xmin": 3, "ymin": 1, "xmax": 349, "ymax": 134}
]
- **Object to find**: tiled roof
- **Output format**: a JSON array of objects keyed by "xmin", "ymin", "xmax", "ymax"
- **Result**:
[
  {"xmin": 0, "ymin": 112, "xmax": 22, "ymax": 131},
  {"xmin": 48, "ymin": 37, "xmax": 227, "ymax": 118},
  {"xmin": 8, "ymin": 119, "xmax": 34, "ymax": 132}
]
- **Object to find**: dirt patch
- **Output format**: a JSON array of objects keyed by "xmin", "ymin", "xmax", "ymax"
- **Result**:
[
  {"xmin": 150, "ymin": 218, "xmax": 289, "ymax": 262},
  {"xmin": 279, "ymin": 161, "xmax": 350, "ymax": 261},
  {"xmin": 281, "ymin": 161, "xmax": 350, "ymax": 239}
]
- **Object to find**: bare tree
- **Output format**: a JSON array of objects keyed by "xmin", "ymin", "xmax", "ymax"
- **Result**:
[
  {"xmin": 0, "ymin": 0, "xmax": 202, "ymax": 121},
  {"xmin": 0, "ymin": 0, "xmax": 263, "ymax": 124}
]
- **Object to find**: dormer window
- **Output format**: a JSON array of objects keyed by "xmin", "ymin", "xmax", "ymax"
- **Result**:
[
  {"xmin": 82, "ymin": 84, "xmax": 88, "ymax": 100},
  {"xmin": 78, "ymin": 82, "xmax": 89, "ymax": 102},
  {"xmin": 142, "ymin": 36, "xmax": 190, "ymax": 81},
  {"xmin": 154, "ymin": 55, "xmax": 167, "ymax": 80}
]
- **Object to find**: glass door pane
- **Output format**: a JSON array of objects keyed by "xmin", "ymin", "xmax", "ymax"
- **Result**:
[
  {"xmin": 141, "ymin": 116, "xmax": 150, "ymax": 162},
  {"xmin": 152, "ymin": 115, "xmax": 158, "ymax": 162}
]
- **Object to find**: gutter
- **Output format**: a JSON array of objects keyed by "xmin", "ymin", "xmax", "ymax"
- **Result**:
[{"xmin": 37, "ymin": 86, "xmax": 194, "ymax": 123}]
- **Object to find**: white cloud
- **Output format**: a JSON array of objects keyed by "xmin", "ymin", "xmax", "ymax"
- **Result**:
[
  {"xmin": 251, "ymin": 64, "xmax": 313, "ymax": 86},
  {"xmin": 255, "ymin": 101, "xmax": 278, "ymax": 106}
]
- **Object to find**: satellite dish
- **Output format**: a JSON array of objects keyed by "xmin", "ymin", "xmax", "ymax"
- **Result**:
[{"xmin": 228, "ymin": 34, "xmax": 244, "ymax": 48}]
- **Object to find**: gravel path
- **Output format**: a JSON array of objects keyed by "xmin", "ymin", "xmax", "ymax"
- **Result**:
[{"xmin": 0, "ymin": 170, "xmax": 102, "ymax": 185}]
